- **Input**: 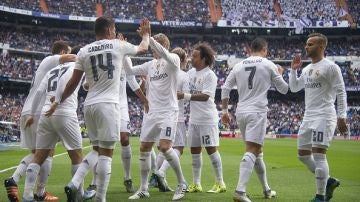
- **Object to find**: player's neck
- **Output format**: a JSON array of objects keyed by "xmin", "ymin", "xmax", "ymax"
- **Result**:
[
  {"xmin": 251, "ymin": 52, "xmax": 264, "ymax": 58},
  {"xmin": 311, "ymin": 55, "xmax": 324, "ymax": 64}
]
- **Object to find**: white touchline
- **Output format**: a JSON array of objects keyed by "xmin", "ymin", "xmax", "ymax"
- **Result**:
[{"xmin": 0, "ymin": 145, "xmax": 92, "ymax": 173}]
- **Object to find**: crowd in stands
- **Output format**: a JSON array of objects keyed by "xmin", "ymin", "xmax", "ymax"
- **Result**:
[
  {"xmin": 45, "ymin": 0, "xmax": 97, "ymax": 17},
  {"xmin": 162, "ymin": 0, "xmax": 210, "ymax": 23},
  {"xmin": 0, "ymin": 0, "xmax": 41, "ymax": 12},
  {"xmin": 102, "ymin": 0, "xmax": 157, "ymax": 21}
]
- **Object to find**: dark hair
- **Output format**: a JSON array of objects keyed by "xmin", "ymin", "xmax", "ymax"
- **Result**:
[
  {"xmin": 171, "ymin": 47, "xmax": 186, "ymax": 63},
  {"xmin": 194, "ymin": 42, "xmax": 215, "ymax": 66},
  {"xmin": 51, "ymin": 41, "xmax": 69, "ymax": 54},
  {"xmin": 71, "ymin": 45, "xmax": 81, "ymax": 55},
  {"xmin": 95, "ymin": 16, "xmax": 115, "ymax": 36},
  {"xmin": 308, "ymin": 32, "xmax": 328, "ymax": 49},
  {"xmin": 251, "ymin": 37, "xmax": 268, "ymax": 52}
]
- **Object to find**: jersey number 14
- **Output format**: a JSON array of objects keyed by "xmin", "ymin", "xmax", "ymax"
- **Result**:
[{"xmin": 90, "ymin": 53, "xmax": 114, "ymax": 81}]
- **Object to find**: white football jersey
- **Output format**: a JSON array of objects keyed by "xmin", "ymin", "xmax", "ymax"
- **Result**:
[
  {"xmin": 177, "ymin": 70, "xmax": 187, "ymax": 122},
  {"xmin": 186, "ymin": 67, "xmax": 218, "ymax": 125},
  {"xmin": 222, "ymin": 56, "xmax": 288, "ymax": 113},
  {"xmin": 125, "ymin": 37, "xmax": 180, "ymax": 113},
  {"xmin": 75, "ymin": 39, "xmax": 138, "ymax": 106},
  {"xmin": 289, "ymin": 58, "xmax": 347, "ymax": 120},
  {"xmin": 119, "ymin": 68, "xmax": 140, "ymax": 108},
  {"xmin": 34, "ymin": 62, "xmax": 79, "ymax": 117},
  {"xmin": 22, "ymin": 55, "xmax": 61, "ymax": 115}
]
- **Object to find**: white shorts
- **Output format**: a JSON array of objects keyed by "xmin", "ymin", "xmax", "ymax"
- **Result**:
[
  {"xmin": 297, "ymin": 119, "xmax": 337, "ymax": 150},
  {"xmin": 36, "ymin": 115, "xmax": 82, "ymax": 150},
  {"xmin": 188, "ymin": 124, "xmax": 219, "ymax": 147},
  {"xmin": 120, "ymin": 106, "xmax": 130, "ymax": 133},
  {"xmin": 173, "ymin": 122, "xmax": 187, "ymax": 147},
  {"xmin": 84, "ymin": 103, "xmax": 120, "ymax": 149},
  {"xmin": 140, "ymin": 110, "xmax": 178, "ymax": 143},
  {"xmin": 236, "ymin": 112, "xmax": 267, "ymax": 145},
  {"xmin": 20, "ymin": 114, "xmax": 40, "ymax": 150}
]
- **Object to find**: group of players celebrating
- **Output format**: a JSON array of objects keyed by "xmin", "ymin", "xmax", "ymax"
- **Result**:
[{"xmin": 3, "ymin": 16, "xmax": 347, "ymax": 202}]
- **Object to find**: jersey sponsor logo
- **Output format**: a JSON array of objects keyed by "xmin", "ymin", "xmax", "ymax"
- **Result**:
[
  {"xmin": 88, "ymin": 43, "xmax": 113, "ymax": 53},
  {"xmin": 149, "ymin": 72, "xmax": 168, "ymax": 81},
  {"xmin": 305, "ymin": 82, "xmax": 322, "ymax": 88}
]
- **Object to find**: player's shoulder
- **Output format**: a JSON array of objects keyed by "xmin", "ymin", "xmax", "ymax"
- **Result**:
[{"xmin": 322, "ymin": 58, "xmax": 339, "ymax": 68}]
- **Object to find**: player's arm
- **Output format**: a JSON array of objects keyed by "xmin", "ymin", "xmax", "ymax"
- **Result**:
[
  {"xmin": 25, "ymin": 77, "xmax": 47, "ymax": 127},
  {"xmin": 271, "ymin": 64, "xmax": 288, "ymax": 94},
  {"xmin": 126, "ymin": 74, "xmax": 149, "ymax": 113},
  {"xmin": 289, "ymin": 55, "xmax": 305, "ymax": 92},
  {"xmin": 59, "ymin": 54, "xmax": 76, "ymax": 64},
  {"xmin": 60, "ymin": 69, "xmax": 83, "ymax": 103},
  {"xmin": 178, "ymin": 73, "xmax": 217, "ymax": 102},
  {"xmin": 123, "ymin": 55, "xmax": 150, "ymax": 77},
  {"xmin": 330, "ymin": 65, "xmax": 348, "ymax": 133},
  {"xmin": 221, "ymin": 68, "xmax": 236, "ymax": 126},
  {"xmin": 149, "ymin": 37, "xmax": 180, "ymax": 70},
  {"xmin": 136, "ymin": 18, "xmax": 151, "ymax": 54}
]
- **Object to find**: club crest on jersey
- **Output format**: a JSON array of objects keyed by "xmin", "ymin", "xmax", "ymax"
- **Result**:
[
  {"xmin": 315, "ymin": 70, "xmax": 320, "ymax": 77},
  {"xmin": 309, "ymin": 69, "xmax": 313, "ymax": 76}
]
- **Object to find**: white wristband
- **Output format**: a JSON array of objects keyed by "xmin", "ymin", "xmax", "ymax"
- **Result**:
[
  {"xmin": 222, "ymin": 109, "xmax": 228, "ymax": 114},
  {"xmin": 184, "ymin": 93, "xmax": 191, "ymax": 101}
]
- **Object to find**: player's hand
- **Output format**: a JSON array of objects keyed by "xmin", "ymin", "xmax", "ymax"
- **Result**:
[
  {"xmin": 221, "ymin": 113, "xmax": 230, "ymax": 126},
  {"xmin": 291, "ymin": 55, "xmax": 302, "ymax": 70},
  {"xmin": 24, "ymin": 116, "xmax": 34, "ymax": 128},
  {"xmin": 50, "ymin": 96, "xmax": 55, "ymax": 103},
  {"xmin": 337, "ymin": 118, "xmax": 347, "ymax": 134},
  {"xmin": 45, "ymin": 102, "xmax": 59, "ymax": 117},
  {"xmin": 137, "ymin": 18, "xmax": 151, "ymax": 37},
  {"xmin": 177, "ymin": 91, "xmax": 184, "ymax": 100},
  {"xmin": 275, "ymin": 64, "xmax": 284, "ymax": 75},
  {"xmin": 143, "ymin": 101, "xmax": 149, "ymax": 114}
]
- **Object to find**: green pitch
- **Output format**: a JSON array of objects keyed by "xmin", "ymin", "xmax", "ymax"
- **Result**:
[{"xmin": 1, "ymin": 138, "xmax": 359, "ymax": 201}]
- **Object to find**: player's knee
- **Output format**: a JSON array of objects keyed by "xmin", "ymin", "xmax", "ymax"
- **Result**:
[{"xmin": 120, "ymin": 139, "xmax": 129, "ymax": 146}]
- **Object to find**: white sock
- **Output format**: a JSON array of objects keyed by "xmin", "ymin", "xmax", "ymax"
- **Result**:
[
  {"xmin": 313, "ymin": 153, "xmax": 329, "ymax": 196},
  {"xmin": 91, "ymin": 163, "xmax": 97, "ymax": 185},
  {"xmin": 254, "ymin": 153, "xmax": 270, "ymax": 191},
  {"xmin": 209, "ymin": 151, "xmax": 224, "ymax": 184},
  {"xmin": 157, "ymin": 148, "xmax": 181, "ymax": 178},
  {"xmin": 150, "ymin": 148, "xmax": 157, "ymax": 172},
  {"xmin": 12, "ymin": 153, "xmax": 34, "ymax": 183},
  {"xmin": 95, "ymin": 156, "xmax": 112, "ymax": 202},
  {"xmin": 23, "ymin": 163, "xmax": 40, "ymax": 200},
  {"xmin": 121, "ymin": 145, "xmax": 132, "ymax": 180},
  {"xmin": 192, "ymin": 153, "xmax": 202, "ymax": 185},
  {"xmin": 36, "ymin": 156, "xmax": 53, "ymax": 196},
  {"xmin": 163, "ymin": 148, "xmax": 186, "ymax": 184},
  {"xmin": 298, "ymin": 154, "xmax": 316, "ymax": 173},
  {"xmin": 71, "ymin": 164, "xmax": 84, "ymax": 197},
  {"xmin": 139, "ymin": 152, "xmax": 151, "ymax": 191},
  {"xmin": 71, "ymin": 150, "xmax": 98, "ymax": 189},
  {"xmin": 236, "ymin": 152, "xmax": 256, "ymax": 193},
  {"xmin": 155, "ymin": 151, "xmax": 165, "ymax": 171}
]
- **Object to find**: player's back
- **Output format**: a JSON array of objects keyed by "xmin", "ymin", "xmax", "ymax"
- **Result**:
[
  {"xmin": 232, "ymin": 56, "xmax": 279, "ymax": 113},
  {"xmin": 77, "ymin": 39, "xmax": 137, "ymax": 106},
  {"xmin": 22, "ymin": 55, "xmax": 61, "ymax": 115}
]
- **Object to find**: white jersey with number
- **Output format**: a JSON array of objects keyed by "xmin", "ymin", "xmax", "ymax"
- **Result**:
[
  {"xmin": 186, "ymin": 67, "xmax": 218, "ymax": 125},
  {"xmin": 177, "ymin": 70, "xmax": 187, "ymax": 122},
  {"xmin": 75, "ymin": 39, "xmax": 138, "ymax": 106},
  {"xmin": 222, "ymin": 56, "xmax": 288, "ymax": 113},
  {"xmin": 33, "ymin": 62, "xmax": 79, "ymax": 117},
  {"xmin": 289, "ymin": 58, "xmax": 347, "ymax": 121},
  {"xmin": 22, "ymin": 55, "xmax": 61, "ymax": 115},
  {"xmin": 124, "ymin": 37, "xmax": 179, "ymax": 113}
]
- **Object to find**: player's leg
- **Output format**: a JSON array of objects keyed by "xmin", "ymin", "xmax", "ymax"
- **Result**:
[
  {"xmin": 95, "ymin": 143, "xmax": 115, "ymax": 202},
  {"xmin": 202, "ymin": 125, "xmax": 225, "ymax": 194},
  {"xmin": 187, "ymin": 124, "xmax": 203, "ymax": 193},
  {"xmin": 120, "ymin": 119, "xmax": 134, "ymax": 193}
]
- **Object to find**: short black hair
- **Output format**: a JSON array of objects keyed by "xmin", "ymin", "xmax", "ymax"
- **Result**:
[
  {"xmin": 194, "ymin": 42, "xmax": 215, "ymax": 66},
  {"xmin": 51, "ymin": 41, "xmax": 69, "ymax": 54},
  {"xmin": 251, "ymin": 37, "xmax": 268, "ymax": 52},
  {"xmin": 308, "ymin": 32, "xmax": 328, "ymax": 49},
  {"xmin": 95, "ymin": 16, "xmax": 115, "ymax": 36},
  {"xmin": 71, "ymin": 45, "xmax": 81, "ymax": 55}
]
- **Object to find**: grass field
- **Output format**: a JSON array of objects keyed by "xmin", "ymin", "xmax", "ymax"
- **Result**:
[{"xmin": 1, "ymin": 138, "xmax": 359, "ymax": 202}]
